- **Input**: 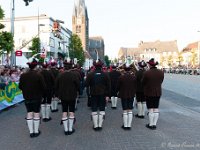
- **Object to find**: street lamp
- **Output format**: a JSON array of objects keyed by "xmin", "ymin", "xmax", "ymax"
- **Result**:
[{"xmin": 23, "ymin": 0, "xmax": 33, "ymax": 6}]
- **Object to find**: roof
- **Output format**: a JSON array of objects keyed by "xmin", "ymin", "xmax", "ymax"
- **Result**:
[
  {"xmin": 138, "ymin": 40, "xmax": 178, "ymax": 53},
  {"xmin": 73, "ymin": 0, "xmax": 86, "ymax": 17},
  {"xmin": 118, "ymin": 47, "xmax": 140, "ymax": 59},
  {"xmin": 182, "ymin": 41, "xmax": 199, "ymax": 52},
  {"xmin": 89, "ymin": 37, "xmax": 104, "ymax": 49},
  {"xmin": 118, "ymin": 40, "xmax": 179, "ymax": 59}
]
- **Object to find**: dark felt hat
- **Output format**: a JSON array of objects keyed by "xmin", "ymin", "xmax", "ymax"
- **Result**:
[{"xmin": 147, "ymin": 58, "xmax": 158, "ymax": 66}]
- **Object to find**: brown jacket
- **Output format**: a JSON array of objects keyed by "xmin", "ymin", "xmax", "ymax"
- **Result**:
[
  {"xmin": 142, "ymin": 67, "xmax": 164, "ymax": 97},
  {"xmin": 55, "ymin": 70, "xmax": 79, "ymax": 101},
  {"xmin": 85, "ymin": 69, "xmax": 111, "ymax": 96},
  {"xmin": 19, "ymin": 69, "xmax": 46, "ymax": 101},
  {"xmin": 117, "ymin": 72, "xmax": 137, "ymax": 99}
]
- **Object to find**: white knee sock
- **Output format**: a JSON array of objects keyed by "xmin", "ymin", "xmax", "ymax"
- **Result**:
[
  {"xmin": 148, "ymin": 111, "xmax": 154, "ymax": 126},
  {"xmin": 26, "ymin": 118, "xmax": 34, "ymax": 134},
  {"xmin": 111, "ymin": 97, "xmax": 115, "ymax": 107},
  {"xmin": 92, "ymin": 112, "xmax": 98, "ymax": 128},
  {"xmin": 33, "ymin": 118, "xmax": 40, "ymax": 133},
  {"xmin": 98, "ymin": 111, "xmax": 105, "ymax": 127},
  {"xmin": 127, "ymin": 111, "xmax": 133, "ymax": 127},
  {"xmin": 137, "ymin": 102, "xmax": 142, "ymax": 116},
  {"xmin": 123, "ymin": 111, "xmax": 128, "ymax": 127},
  {"xmin": 153, "ymin": 112, "xmax": 159, "ymax": 126},
  {"xmin": 46, "ymin": 104, "xmax": 51, "ymax": 119},
  {"xmin": 114, "ymin": 97, "xmax": 118, "ymax": 107},
  {"xmin": 142, "ymin": 102, "xmax": 146, "ymax": 116},
  {"xmin": 68, "ymin": 117, "xmax": 75, "ymax": 132},
  {"xmin": 41, "ymin": 104, "xmax": 46, "ymax": 119},
  {"xmin": 62, "ymin": 117, "xmax": 68, "ymax": 132}
]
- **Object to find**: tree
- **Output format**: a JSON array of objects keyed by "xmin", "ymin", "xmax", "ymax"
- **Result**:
[
  {"xmin": 104, "ymin": 55, "xmax": 111, "ymax": 67},
  {"xmin": 68, "ymin": 34, "xmax": 85, "ymax": 66},
  {"xmin": 177, "ymin": 52, "xmax": 183, "ymax": 66},
  {"xmin": 113, "ymin": 58, "xmax": 118, "ymax": 64},
  {"xmin": 29, "ymin": 37, "xmax": 40, "ymax": 56},
  {"xmin": 167, "ymin": 55, "xmax": 173, "ymax": 67},
  {"xmin": 190, "ymin": 49, "xmax": 197, "ymax": 67},
  {"xmin": 0, "ymin": 32, "xmax": 14, "ymax": 64},
  {"xmin": 0, "ymin": 6, "xmax": 5, "ymax": 29}
]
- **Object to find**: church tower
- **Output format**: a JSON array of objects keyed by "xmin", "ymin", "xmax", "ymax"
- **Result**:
[{"xmin": 72, "ymin": 0, "xmax": 89, "ymax": 52}]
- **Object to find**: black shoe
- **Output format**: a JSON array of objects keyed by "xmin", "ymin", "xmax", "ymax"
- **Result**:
[
  {"xmin": 93, "ymin": 127, "xmax": 99, "ymax": 131},
  {"xmin": 42, "ymin": 118, "xmax": 47, "ymax": 122},
  {"xmin": 68, "ymin": 129, "xmax": 75, "ymax": 135},
  {"xmin": 121, "ymin": 125, "xmax": 128, "ymax": 130},
  {"xmin": 111, "ymin": 107, "xmax": 117, "ymax": 109},
  {"xmin": 34, "ymin": 131, "xmax": 41, "ymax": 137},
  {"xmin": 64, "ymin": 131, "xmax": 69, "ymax": 135},
  {"xmin": 135, "ymin": 114, "xmax": 143, "ymax": 118},
  {"xmin": 51, "ymin": 109, "xmax": 58, "ymax": 112},
  {"xmin": 45, "ymin": 117, "xmax": 52, "ymax": 122},
  {"xmin": 30, "ymin": 133, "xmax": 35, "ymax": 138},
  {"xmin": 98, "ymin": 127, "xmax": 103, "ymax": 131},
  {"xmin": 146, "ymin": 124, "xmax": 156, "ymax": 130},
  {"xmin": 152, "ymin": 125, "xmax": 157, "ymax": 129},
  {"xmin": 126, "ymin": 127, "xmax": 131, "ymax": 130}
]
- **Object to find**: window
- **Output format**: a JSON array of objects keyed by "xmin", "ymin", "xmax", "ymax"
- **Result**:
[
  {"xmin": 49, "ymin": 37, "xmax": 55, "ymax": 48},
  {"xmin": 76, "ymin": 25, "xmax": 81, "ymax": 33}
]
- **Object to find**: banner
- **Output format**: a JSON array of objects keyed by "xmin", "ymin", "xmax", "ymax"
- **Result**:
[{"xmin": 0, "ymin": 82, "xmax": 24, "ymax": 111}]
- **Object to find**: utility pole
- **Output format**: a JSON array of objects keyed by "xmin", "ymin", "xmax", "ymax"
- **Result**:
[{"xmin": 10, "ymin": 0, "xmax": 15, "ymax": 67}]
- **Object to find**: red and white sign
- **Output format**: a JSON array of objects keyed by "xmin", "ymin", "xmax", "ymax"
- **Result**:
[{"xmin": 15, "ymin": 50, "xmax": 22, "ymax": 56}]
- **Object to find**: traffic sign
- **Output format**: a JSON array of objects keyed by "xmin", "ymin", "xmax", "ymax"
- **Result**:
[{"xmin": 15, "ymin": 50, "xmax": 22, "ymax": 56}]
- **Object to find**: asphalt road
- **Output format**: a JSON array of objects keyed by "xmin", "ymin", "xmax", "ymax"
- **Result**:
[{"xmin": 0, "ymin": 74, "xmax": 200, "ymax": 150}]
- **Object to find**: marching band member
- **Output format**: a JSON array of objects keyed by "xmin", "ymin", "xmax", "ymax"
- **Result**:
[
  {"xmin": 109, "ymin": 64, "xmax": 121, "ymax": 109},
  {"xmin": 19, "ymin": 59, "xmax": 46, "ymax": 138},
  {"xmin": 135, "ymin": 60, "xmax": 147, "ymax": 118},
  {"xmin": 117, "ymin": 64, "xmax": 137, "ymax": 130},
  {"xmin": 40, "ymin": 63, "xmax": 55, "ymax": 122},
  {"xmin": 49, "ymin": 60, "xmax": 59, "ymax": 112},
  {"xmin": 55, "ymin": 60, "xmax": 80, "ymax": 135},
  {"xmin": 85, "ymin": 60, "xmax": 111, "ymax": 131},
  {"xmin": 142, "ymin": 58, "xmax": 164, "ymax": 130}
]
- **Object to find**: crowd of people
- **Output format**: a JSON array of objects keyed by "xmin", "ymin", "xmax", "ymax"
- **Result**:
[
  {"xmin": 0, "ymin": 66, "xmax": 26, "ymax": 90},
  {"xmin": 2, "ymin": 57, "xmax": 165, "ymax": 138}
]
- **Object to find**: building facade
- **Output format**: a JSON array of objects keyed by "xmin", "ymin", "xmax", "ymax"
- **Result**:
[
  {"xmin": 118, "ymin": 40, "xmax": 179, "ymax": 68},
  {"xmin": 89, "ymin": 36, "xmax": 105, "ymax": 60},
  {"xmin": 72, "ymin": 0, "xmax": 89, "ymax": 52},
  {"xmin": 181, "ymin": 41, "xmax": 200, "ymax": 67},
  {"xmin": 0, "ymin": 15, "xmax": 71, "ymax": 65}
]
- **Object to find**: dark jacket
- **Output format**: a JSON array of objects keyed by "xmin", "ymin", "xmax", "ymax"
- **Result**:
[
  {"xmin": 40, "ymin": 69, "xmax": 55, "ymax": 90},
  {"xmin": 109, "ymin": 70, "xmax": 121, "ymax": 96},
  {"xmin": 55, "ymin": 70, "xmax": 79, "ymax": 101},
  {"xmin": 85, "ymin": 69, "xmax": 111, "ymax": 96},
  {"xmin": 136, "ymin": 69, "xmax": 146, "ymax": 92},
  {"xmin": 117, "ymin": 72, "xmax": 137, "ymax": 99},
  {"xmin": 19, "ymin": 69, "xmax": 46, "ymax": 101},
  {"xmin": 142, "ymin": 67, "xmax": 164, "ymax": 97}
]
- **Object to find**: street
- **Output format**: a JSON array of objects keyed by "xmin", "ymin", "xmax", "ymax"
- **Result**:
[{"xmin": 0, "ymin": 74, "xmax": 200, "ymax": 150}]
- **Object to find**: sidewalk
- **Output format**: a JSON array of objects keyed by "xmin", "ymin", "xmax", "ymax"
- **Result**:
[{"xmin": 0, "ymin": 91, "xmax": 200, "ymax": 150}]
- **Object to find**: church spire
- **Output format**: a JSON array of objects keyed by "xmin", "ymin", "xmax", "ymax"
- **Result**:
[{"xmin": 73, "ymin": 0, "xmax": 86, "ymax": 17}]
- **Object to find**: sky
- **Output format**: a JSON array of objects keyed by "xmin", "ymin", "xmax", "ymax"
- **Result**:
[{"xmin": 1, "ymin": 0, "xmax": 200, "ymax": 59}]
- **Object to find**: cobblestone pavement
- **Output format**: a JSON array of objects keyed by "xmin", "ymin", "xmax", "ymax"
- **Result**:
[{"xmin": 0, "ymin": 74, "xmax": 200, "ymax": 150}]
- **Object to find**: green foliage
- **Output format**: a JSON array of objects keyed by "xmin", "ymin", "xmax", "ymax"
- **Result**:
[
  {"xmin": 29, "ymin": 37, "xmax": 40, "ymax": 56},
  {"xmin": 104, "ymin": 55, "xmax": 111, "ymax": 67},
  {"xmin": 113, "ymin": 58, "xmax": 118, "ymax": 64},
  {"xmin": 0, "ymin": 31, "xmax": 14, "ymax": 55},
  {"xmin": 68, "ymin": 34, "xmax": 85, "ymax": 66},
  {"xmin": 0, "ymin": 6, "xmax": 4, "ymax": 19},
  {"xmin": 0, "ymin": 6, "xmax": 5, "ymax": 30}
]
